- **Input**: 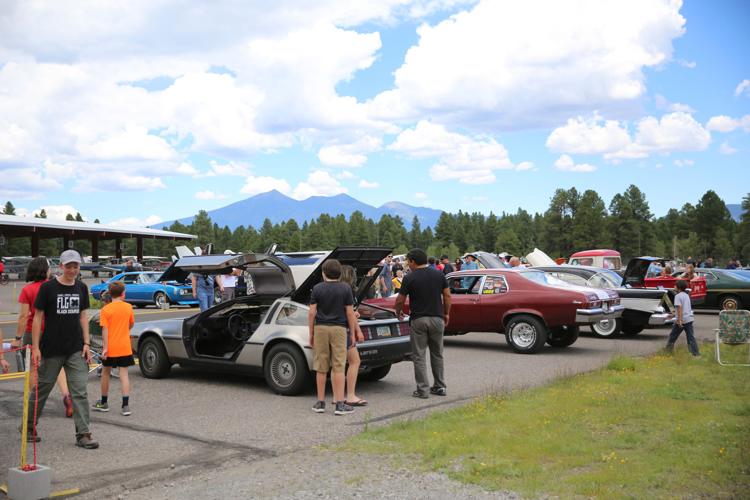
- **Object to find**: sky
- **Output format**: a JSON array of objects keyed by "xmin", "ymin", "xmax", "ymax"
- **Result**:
[{"xmin": 1, "ymin": 0, "xmax": 748, "ymax": 227}]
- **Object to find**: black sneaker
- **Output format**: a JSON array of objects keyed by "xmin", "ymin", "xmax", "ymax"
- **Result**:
[
  {"xmin": 311, "ymin": 400, "xmax": 326, "ymax": 413},
  {"xmin": 412, "ymin": 390, "xmax": 429, "ymax": 399},
  {"xmin": 334, "ymin": 401, "xmax": 354, "ymax": 415},
  {"xmin": 430, "ymin": 386, "xmax": 447, "ymax": 396}
]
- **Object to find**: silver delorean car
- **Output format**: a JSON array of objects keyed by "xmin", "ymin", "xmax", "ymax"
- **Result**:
[{"xmin": 129, "ymin": 247, "xmax": 411, "ymax": 395}]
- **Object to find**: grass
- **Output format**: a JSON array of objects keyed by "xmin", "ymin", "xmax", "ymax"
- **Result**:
[{"xmin": 347, "ymin": 347, "xmax": 750, "ymax": 498}]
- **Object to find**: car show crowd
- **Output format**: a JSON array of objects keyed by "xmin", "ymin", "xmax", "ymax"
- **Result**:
[{"xmin": 1, "ymin": 242, "xmax": 747, "ymax": 448}]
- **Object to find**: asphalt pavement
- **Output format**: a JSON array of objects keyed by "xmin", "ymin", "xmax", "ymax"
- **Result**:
[{"xmin": 0, "ymin": 303, "xmax": 721, "ymax": 498}]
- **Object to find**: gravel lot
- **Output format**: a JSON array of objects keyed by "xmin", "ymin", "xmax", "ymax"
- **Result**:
[{"xmin": 0, "ymin": 291, "xmax": 720, "ymax": 499}]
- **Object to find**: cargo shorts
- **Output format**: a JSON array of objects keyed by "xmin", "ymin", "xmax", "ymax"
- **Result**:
[{"xmin": 313, "ymin": 325, "xmax": 347, "ymax": 373}]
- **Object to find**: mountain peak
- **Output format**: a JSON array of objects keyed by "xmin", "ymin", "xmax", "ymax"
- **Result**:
[{"xmin": 155, "ymin": 192, "xmax": 444, "ymax": 230}]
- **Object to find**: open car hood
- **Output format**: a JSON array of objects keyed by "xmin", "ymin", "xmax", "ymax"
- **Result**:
[
  {"xmin": 158, "ymin": 253, "xmax": 295, "ymax": 296},
  {"xmin": 621, "ymin": 256, "xmax": 662, "ymax": 287},
  {"xmin": 525, "ymin": 248, "xmax": 558, "ymax": 267},
  {"xmin": 289, "ymin": 246, "xmax": 393, "ymax": 305}
]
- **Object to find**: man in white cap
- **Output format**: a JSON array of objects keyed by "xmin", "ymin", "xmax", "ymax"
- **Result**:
[{"xmin": 25, "ymin": 249, "xmax": 99, "ymax": 449}]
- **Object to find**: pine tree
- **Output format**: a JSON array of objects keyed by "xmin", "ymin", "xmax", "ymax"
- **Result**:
[{"xmin": 2, "ymin": 201, "xmax": 15, "ymax": 215}]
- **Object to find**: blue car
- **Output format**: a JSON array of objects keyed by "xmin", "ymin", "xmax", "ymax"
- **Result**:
[{"xmin": 90, "ymin": 272, "xmax": 197, "ymax": 308}]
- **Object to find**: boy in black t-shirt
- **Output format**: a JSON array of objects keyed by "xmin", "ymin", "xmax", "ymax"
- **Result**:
[
  {"xmin": 25, "ymin": 250, "xmax": 99, "ymax": 449},
  {"xmin": 395, "ymin": 248, "xmax": 451, "ymax": 399},
  {"xmin": 308, "ymin": 259, "xmax": 359, "ymax": 415}
]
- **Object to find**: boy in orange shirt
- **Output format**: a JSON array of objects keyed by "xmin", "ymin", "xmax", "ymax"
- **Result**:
[{"xmin": 92, "ymin": 281, "xmax": 135, "ymax": 416}]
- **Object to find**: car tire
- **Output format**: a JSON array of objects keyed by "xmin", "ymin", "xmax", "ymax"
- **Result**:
[
  {"xmin": 154, "ymin": 292, "xmax": 168, "ymax": 309},
  {"xmin": 590, "ymin": 318, "xmax": 622, "ymax": 338},
  {"xmin": 361, "ymin": 364, "xmax": 392, "ymax": 381},
  {"xmin": 135, "ymin": 303, "xmax": 147, "ymax": 309},
  {"xmin": 138, "ymin": 337, "xmax": 171, "ymax": 379},
  {"xmin": 719, "ymin": 295, "xmax": 741, "ymax": 311},
  {"xmin": 264, "ymin": 343, "xmax": 311, "ymax": 396},
  {"xmin": 621, "ymin": 324, "xmax": 644, "ymax": 336},
  {"xmin": 505, "ymin": 315, "xmax": 547, "ymax": 354},
  {"xmin": 547, "ymin": 325, "xmax": 579, "ymax": 347}
]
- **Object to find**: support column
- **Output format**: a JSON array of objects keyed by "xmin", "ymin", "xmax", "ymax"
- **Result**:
[
  {"xmin": 91, "ymin": 237, "xmax": 99, "ymax": 261},
  {"xmin": 115, "ymin": 237, "xmax": 123, "ymax": 259},
  {"xmin": 31, "ymin": 233, "xmax": 40, "ymax": 257},
  {"xmin": 136, "ymin": 237, "xmax": 143, "ymax": 262},
  {"xmin": 63, "ymin": 235, "xmax": 71, "ymax": 251}
]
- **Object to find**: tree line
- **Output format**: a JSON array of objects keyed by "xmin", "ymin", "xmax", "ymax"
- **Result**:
[{"xmin": 2, "ymin": 186, "xmax": 749, "ymax": 265}]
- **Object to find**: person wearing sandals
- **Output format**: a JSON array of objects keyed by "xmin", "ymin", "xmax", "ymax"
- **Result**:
[
  {"xmin": 92, "ymin": 280, "xmax": 135, "ymax": 416},
  {"xmin": 340, "ymin": 265, "xmax": 367, "ymax": 407},
  {"xmin": 14, "ymin": 257, "xmax": 74, "ymax": 418},
  {"xmin": 308, "ymin": 259, "xmax": 359, "ymax": 415},
  {"xmin": 395, "ymin": 248, "xmax": 451, "ymax": 399}
]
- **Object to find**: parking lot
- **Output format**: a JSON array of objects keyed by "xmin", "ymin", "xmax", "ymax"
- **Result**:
[{"xmin": 0, "ymin": 294, "xmax": 720, "ymax": 498}]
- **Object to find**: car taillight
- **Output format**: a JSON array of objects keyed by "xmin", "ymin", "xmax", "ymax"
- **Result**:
[{"xmin": 584, "ymin": 293, "xmax": 600, "ymax": 309}]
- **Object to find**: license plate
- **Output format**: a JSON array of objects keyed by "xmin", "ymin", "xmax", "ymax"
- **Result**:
[{"xmin": 377, "ymin": 325, "xmax": 391, "ymax": 337}]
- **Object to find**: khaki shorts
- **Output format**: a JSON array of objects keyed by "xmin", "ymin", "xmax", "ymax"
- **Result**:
[{"xmin": 313, "ymin": 325, "xmax": 347, "ymax": 373}]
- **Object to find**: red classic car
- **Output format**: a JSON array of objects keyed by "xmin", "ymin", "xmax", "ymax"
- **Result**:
[
  {"xmin": 623, "ymin": 257, "xmax": 707, "ymax": 306},
  {"xmin": 364, "ymin": 268, "xmax": 623, "ymax": 354}
]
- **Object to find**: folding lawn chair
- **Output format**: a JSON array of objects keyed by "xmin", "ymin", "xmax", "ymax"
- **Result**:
[{"xmin": 715, "ymin": 309, "xmax": 750, "ymax": 366}]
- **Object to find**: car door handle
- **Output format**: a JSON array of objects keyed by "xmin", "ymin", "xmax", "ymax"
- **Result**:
[{"xmin": 469, "ymin": 298, "xmax": 480, "ymax": 303}]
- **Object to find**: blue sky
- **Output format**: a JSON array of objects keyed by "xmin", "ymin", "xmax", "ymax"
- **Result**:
[{"xmin": 0, "ymin": 0, "xmax": 748, "ymax": 226}]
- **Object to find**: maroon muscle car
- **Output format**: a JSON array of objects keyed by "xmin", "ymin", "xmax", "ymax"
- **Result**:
[{"xmin": 364, "ymin": 268, "xmax": 623, "ymax": 354}]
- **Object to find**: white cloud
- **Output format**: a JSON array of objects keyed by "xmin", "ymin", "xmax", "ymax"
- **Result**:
[
  {"xmin": 554, "ymin": 155, "xmax": 597, "ymax": 173},
  {"xmin": 415, "ymin": 192, "xmax": 428, "ymax": 200},
  {"xmin": 706, "ymin": 114, "xmax": 750, "ymax": 133},
  {"xmin": 735, "ymin": 79, "xmax": 750, "ymax": 97},
  {"xmin": 719, "ymin": 141, "xmax": 737, "ymax": 155},
  {"xmin": 107, "ymin": 215, "xmax": 164, "ymax": 228},
  {"xmin": 195, "ymin": 190, "xmax": 228, "ymax": 200},
  {"xmin": 202, "ymin": 160, "xmax": 253, "ymax": 177},
  {"xmin": 16, "ymin": 205, "xmax": 85, "ymax": 221},
  {"xmin": 514, "ymin": 161, "xmax": 536, "ymax": 171},
  {"xmin": 75, "ymin": 173, "xmax": 166, "ymax": 192},
  {"xmin": 292, "ymin": 170, "xmax": 347, "ymax": 199},
  {"xmin": 176, "ymin": 162, "xmax": 200, "ymax": 176},
  {"xmin": 676, "ymin": 59, "xmax": 696, "ymax": 69},
  {"xmin": 358, "ymin": 179, "xmax": 380, "ymax": 188},
  {"xmin": 674, "ymin": 159, "xmax": 694, "ymax": 167},
  {"xmin": 547, "ymin": 112, "xmax": 711, "ymax": 160},
  {"xmin": 369, "ymin": 0, "xmax": 686, "ymax": 128},
  {"xmin": 546, "ymin": 115, "xmax": 630, "ymax": 155},
  {"xmin": 239, "ymin": 176, "xmax": 292, "ymax": 197},
  {"xmin": 389, "ymin": 120, "xmax": 528, "ymax": 183},
  {"xmin": 654, "ymin": 94, "xmax": 695, "ymax": 113},
  {"xmin": 318, "ymin": 136, "xmax": 382, "ymax": 167},
  {"xmin": 1, "ymin": 168, "xmax": 63, "ymax": 194},
  {"xmin": 337, "ymin": 170, "xmax": 356, "ymax": 180}
]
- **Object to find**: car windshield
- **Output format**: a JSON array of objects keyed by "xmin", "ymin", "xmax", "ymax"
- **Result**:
[
  {"xmin": 588, "ymin": 270, "xmax": 621, "ymax": 288},
  {"xmin": 519, "ymin": 270, "xmax": 568, "ymax": 286},
  {"xmin": 725, "ymin": 270, "xmax": 750, "ymax": 282},
  {"xmin": 475, "ymin": 253, "xmax": 505, "ymax": 269},
  {"xmin": 140, "ymin": 273, "xmax": 161, "ymax": 283}
]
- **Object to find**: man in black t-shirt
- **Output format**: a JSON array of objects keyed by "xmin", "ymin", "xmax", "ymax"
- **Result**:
[
  {"xmin": 25, "ymin": 250, "xmax": 99, "ymax": 449},
  {"xmin": 395, "ymin": 248, "xmax": 451, "ymax": 399}
]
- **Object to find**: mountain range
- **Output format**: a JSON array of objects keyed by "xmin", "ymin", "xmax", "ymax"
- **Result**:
[
  {"xmin": 155, "ymin": 190, "xmax": 444, "ymax": 231},
  {"xmin": 727, "ymin": 204, "xmax": 742, "ymax": 222},
  {"xmin": 155, "ymin": 191, "xmax": 743, "ymax": 231}
]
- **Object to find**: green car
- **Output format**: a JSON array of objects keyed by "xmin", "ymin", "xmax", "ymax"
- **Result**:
[{"xmin": 693, "ymin": 269, "xmax": 750, "ymax": 310}]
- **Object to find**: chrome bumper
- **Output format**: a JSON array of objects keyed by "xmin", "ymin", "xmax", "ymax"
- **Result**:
[
  {"xmin": 575, "ymin": 304, "xmax": 625, "ymax": 324},
  {"xmin": 648, "ymin": 312, "xmax": 674, "ymax": 326}
]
